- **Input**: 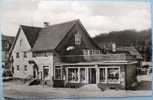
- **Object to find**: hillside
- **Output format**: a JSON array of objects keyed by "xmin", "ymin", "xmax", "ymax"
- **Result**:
[{"xmin": 93, "ymin": 29, "xmax": 152, "ymax": 61}]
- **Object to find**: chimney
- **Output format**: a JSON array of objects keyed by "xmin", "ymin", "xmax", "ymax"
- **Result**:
[
  {"xmin": 112, "ymin": 43, "xmax": 116, "ymax": 52},
  {"xmin": 44, "ymin": 22, "xmax": 49, "ymax": 27}
]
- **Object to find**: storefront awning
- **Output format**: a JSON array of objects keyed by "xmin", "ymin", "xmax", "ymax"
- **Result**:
[{"xmin": 55, "ymin": 60, "xmax": 137, "ymax": 66}]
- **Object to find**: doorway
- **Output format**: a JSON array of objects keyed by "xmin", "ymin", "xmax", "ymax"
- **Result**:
[
  {"xmin": 43, "ymin": 66, "xmax": 49, "ymax": 80},
  {"xmin": 89, "ymin": 68, "xmax": 96, "ymax": 84}
]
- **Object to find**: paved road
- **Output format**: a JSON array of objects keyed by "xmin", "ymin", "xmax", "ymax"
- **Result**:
[{"xmin": 3, "ymin": 81, "xmax": 152, "ymax": 99}]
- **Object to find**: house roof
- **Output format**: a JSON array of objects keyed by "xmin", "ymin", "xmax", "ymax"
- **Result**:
[
  {"xmin": 117, "ymin": 47, "xmax": 142, "ymax": 59},
  {"xmin": 2, "ymin": 35, "xmax": 15, "ymax": 51},
  {"xmin": 2, "ymin": 35, "xmax": 15, "ymax": 42},
  {"xmin": 32, "ymin": 19, "xmax": 78, "ymax": 52},
  {"xmin": 9, "ymin": 25, "xmax": 42, "ymax": 56},
  {"xmin": 21, "ymin": 25, "xmax": 42, "ymax": 47}
]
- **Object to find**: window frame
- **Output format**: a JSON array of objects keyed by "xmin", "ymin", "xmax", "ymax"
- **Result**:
[
  {"xmin": 16, "ymin": 52, "xmax": 19, "ymax": 58},
  {"xmin": 68, "ymin": 68, "xmax": 79, "ymax": 83},
  {"xmin": 17, "ymin": 65, "xmax": 20, "ymax": 71},
  {"xmin": 24, "ymin": 65, "xmax": 28, "ymax": 72},
  {"xmin": 80, "ymin": 68, "xmax": 86, "ymax": 83},
  {"xmin": 54, "ymin": 66, "xmax": 62, "ymax": 80},
  {"xmin": 107, "ymin": 67, "xmax": 120, "ymax": 84},
  {"xmin": 20, "ymin": 39, "xmax": 23, "ymax": 47},
  {"xmin": 75, "ymin": 32, "xmax": 81, "ymax": 45},
  {"xmin": 99, "ymin": 66, "xmax": 120, "ymax": 84},
  {"xmin": 99, "ymin": 68, "xmax": 106, "ymax": 83},
  {"xmin": 23, "ymin": 52, "xmax": 27, "ymax": 58}
]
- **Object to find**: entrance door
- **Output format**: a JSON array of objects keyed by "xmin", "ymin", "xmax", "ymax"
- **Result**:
[
  {"xmin": 89, "ymin": 68, "xmax": 96, "ymax": 84},
  {"xmin": 43, "ymin": 66, "xmax": 49, "ymax": 80}
]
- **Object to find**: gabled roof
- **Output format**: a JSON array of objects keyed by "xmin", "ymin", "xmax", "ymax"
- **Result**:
[
  {"xmin": 10, "ymin": 25, "xmax": 42, "ymax": 54},
  {"xmin": 21, "ymin": 25, "xmax": 42, "ymax": 47},
  {"xmin": 32, "ymin": 20, "xmax": 78, "ymax": 52},
  {"xmin": 117, "ymin": 46, "xmax": 142, "ymax": 59}
]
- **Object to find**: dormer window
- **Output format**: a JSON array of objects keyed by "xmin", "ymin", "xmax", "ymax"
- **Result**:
[{"xmin": 75, "ymin": 32, "xmax": 81, "ymax": 45}]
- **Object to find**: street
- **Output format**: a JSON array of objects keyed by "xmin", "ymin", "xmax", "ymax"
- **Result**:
[{"xmin": 3, "ymin": 75, "xmax": 152, "ymax": 99}]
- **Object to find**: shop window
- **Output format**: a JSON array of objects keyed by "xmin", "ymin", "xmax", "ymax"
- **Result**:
[
  {"xmin": 68, "ymin": 68, "xmax": 78, "ymax": 82},
  {"xmin": 107, "ymin": 68, "xmax": 119, "ymax": 83},
  {"xmin": 55, "ymin": 66, "xmax": 62, "ymax": 80},
  {"xmin": 80, "ymin": 68, "xmax": 85, "ymax": 82},
  {"xmin": 100, "ymin": 68, "xmax": 105, "ymax": 82}
]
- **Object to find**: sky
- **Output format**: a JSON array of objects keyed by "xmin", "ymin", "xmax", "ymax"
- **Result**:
[{"xmin": 0, "ymin": 0, "xmax": 151, "ymax": 37}]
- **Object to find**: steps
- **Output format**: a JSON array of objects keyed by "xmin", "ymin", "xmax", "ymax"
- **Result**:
[
  {"xmin": 79, "ymin": 84, "xmax": 101, "ymax": 91},
  {"xmin": 25, "ymin": 78, "xmax": 40, "ymax": 86},
  {"xmin": 26, "ymin": 78, "xmax": 35, "ymax": 86}
]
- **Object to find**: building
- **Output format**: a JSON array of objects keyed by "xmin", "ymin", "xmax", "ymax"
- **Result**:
[
  {"xmin": 10, "ymin": 19, "xmax": 139, "ymax": 89},
  {"xmin": 9, "ymin": 25, "xmax": 42, "ymax": 78},
  {"xmin": 2, "ymin": 35, "xmax": 15, "ymax": 69}
]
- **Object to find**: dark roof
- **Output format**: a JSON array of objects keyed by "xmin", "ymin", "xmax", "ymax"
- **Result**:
[
  {"xmin": 9, "ymin": 25, "xmax": 42, "ymax": 56},
  {"xmin": 2, "ymin": 35, "xmax": 15, "ymax": 51},
  {"xmin": 2, "ymin": 35, "xmax": 15, "ymax": 42},
  {"xmin": 21, "ymin": 25, "xmax": 42, "ymax": 47},
  {"xmin": 32, "ymin": 19, "xmax": 78, "ymax": 51},
  {"xmin": 117, "ymin": 47, "xmax": 142, "ymax": 59}
]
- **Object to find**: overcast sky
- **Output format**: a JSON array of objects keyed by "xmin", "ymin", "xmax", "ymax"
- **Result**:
[{"xmin": 0, "ymin": 0, "xmax": 151, "ymax": 37}]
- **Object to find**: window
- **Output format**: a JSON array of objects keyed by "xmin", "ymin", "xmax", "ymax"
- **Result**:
[
  {"xmin": 80, "ymin": 68, "xmax": 85, "ymax": 82},
  {"xmin": 16, "ymin": 52, "xmax": 19, "ymax": 58},
  {"xmin": 68, "ymin": 68, "xmax": 78, "ymax": 82},
  {"xmin": 107, "ymin": 68, "xmax": 120, "ymax": 83},
  {"xmin": 83, "ymin": 49, "xmax": 101, "ymax": 55},
  {"xmin": 17, "ymin": 65, "xmax": 20, "ymax": 71},
  {"xmin": 23, "ymin": 52, "xmax": 27, "ymax": 58},
  {"xmin": 99, "ymin": 67, "xmax": 120, "ymax": 83},
  {"xmin": 100, "ymin": 68, "xmax": 105, "ymax": 82},
  {"xmin": 20, "ymin": 39, "xmax": 23, "ymax": 47},
  {"xmin": 24, "ymin": 65, "xmax": 27, "ymax": 71},
  {"xmin": 75, "ymin": 32, "xmax": 81, "ymax": 45},
  {"xmin": 55, "ymin": 66, "xmax": 62, "ymax": 80}
]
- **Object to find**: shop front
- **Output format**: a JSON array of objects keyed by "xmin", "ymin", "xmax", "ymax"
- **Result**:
[{"xmin": 53, "ymin": 62, "xmax": 124, "ymax": 88}]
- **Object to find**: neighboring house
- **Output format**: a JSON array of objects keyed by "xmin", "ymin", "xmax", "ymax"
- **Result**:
[
  {"xmin": 116, "ymin": 46, "xmax": 142, "ymax": 60},
  {"xmin": 10, "ymin": 19, "xmax": 139, "ymax": 89},
  {"xmin": 2, "ymin": 35, "xmax": 15, "ymax": 69},
  {"xmin": 10, "ymin": 25, "xmax": 42, "ymax": 79}
]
